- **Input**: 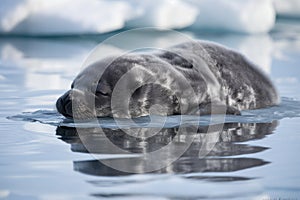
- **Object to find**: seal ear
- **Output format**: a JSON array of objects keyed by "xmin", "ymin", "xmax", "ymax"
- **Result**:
[{"xmin": 197, "ymin": 102, "xmax": 241, "ymax": 115}]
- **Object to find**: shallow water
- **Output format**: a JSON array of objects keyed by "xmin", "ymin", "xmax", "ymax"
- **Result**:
[{"xmin": 1, "ymin": 19, "xmax": 300, "ymax": 199}]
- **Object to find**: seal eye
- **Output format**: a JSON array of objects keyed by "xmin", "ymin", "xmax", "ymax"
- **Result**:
[
  {"xmin": 96, "ymin": 83, "xmax": 111, "ymax": 97},
  {"xmin": 96, "ymin": 91, "xmax": 109, "ymax": 97}
]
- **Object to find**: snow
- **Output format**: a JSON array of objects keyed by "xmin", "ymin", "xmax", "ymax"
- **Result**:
[{"xmin": 0, "ymin": 0, "xmax": 298, "ymax": 35}]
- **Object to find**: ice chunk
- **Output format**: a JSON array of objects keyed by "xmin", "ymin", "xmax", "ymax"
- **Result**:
[
  {"xmin": 274, "ymin": 0, "xmax": 300, "ymax": 17},
  {"xmin": 0, "ymin": 0, "xmax": 198, "ymax": 34},
  {"xmin": 0, "ymin": 0, "xmax": 134, "ymax": 35},
  {"xmin": 0, "ymin": 0, "xmax": 30, "ymax": 32},
  {"xmin": 188, "ymin": 0, "xmax": 276, "ymax": 34},
  {"xmin": 0, "ymin": 0, "xmax": 277, "ymax": 35},
  {"xmin": 126, "ymin": 0, "xmax": 198, "ymax": 29}
]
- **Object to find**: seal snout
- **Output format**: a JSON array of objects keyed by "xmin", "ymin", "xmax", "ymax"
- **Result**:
[{"xmin": 56, "ymin": 91, "xmax": 73, "ymax": 118}]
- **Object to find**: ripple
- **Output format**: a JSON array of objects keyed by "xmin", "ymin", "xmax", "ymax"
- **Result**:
[{"xmin": 8, "ymin": 97, "xmax": 300, "ymax": 128}]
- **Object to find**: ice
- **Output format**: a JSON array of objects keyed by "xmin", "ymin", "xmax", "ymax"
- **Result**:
[
  {"xmin": 126, "ymin": 0, "xmax": 198, "ymax": 29},
  {"xmin": 0, "ymin": 0, "xmax": 30, "ymax": 32},
  {"xmin": 0, "ymin": 0, "xmax": 278, "ymax": 35},
  {"xmin": 188, "ymin": 0, "xmax": 276, "ymax": 34},
  {"xmin": 274, "ymin": 0, "xmax": 300, "ymax": 18},
  {"xmin": 0, "ymin": 0, "xmax": 196, "ymax": 35},
  {"xmin": 0, "ymin": 0, "xmax": 134, "ymax": 34}
]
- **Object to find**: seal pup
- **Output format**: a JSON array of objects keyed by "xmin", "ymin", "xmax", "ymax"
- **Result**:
[{"xmin": 56, "ymin": 41, "xmax": 279, "ymax": 119}]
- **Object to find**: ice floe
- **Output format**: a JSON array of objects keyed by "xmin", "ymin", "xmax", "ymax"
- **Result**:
[{"xmin": 0, "ymin": 0, "xmax": 290, "ymax": 35}]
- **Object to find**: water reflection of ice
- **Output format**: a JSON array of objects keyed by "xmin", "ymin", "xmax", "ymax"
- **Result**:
[{"xmin": 0, "ymin": 33, "xmax": 275, "ymax": 91}]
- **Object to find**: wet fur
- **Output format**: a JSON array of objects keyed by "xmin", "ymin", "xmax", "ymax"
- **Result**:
[{"xmin": 56, "ymin": 41, "xmax": 279, "ymax": 119}]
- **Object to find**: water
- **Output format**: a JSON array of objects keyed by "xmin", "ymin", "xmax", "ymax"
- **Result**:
[
  {"xmin": 1, "ymin": 19, "xmax": 300, "ymax": 199},
  {"xmin": 8, "ymin": 97, "xmax": 300, "ymax": 128}
]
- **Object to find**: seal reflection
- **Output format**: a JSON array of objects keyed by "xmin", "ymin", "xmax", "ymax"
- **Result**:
[{"xmin": 56, "ymin": 121, "xmax": 277, "ymax": 178}]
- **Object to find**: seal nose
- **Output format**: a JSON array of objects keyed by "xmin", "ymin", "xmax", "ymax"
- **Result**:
[{"xmin": 56, "ymin": 91, "xmax": 73, "ymax": 118}]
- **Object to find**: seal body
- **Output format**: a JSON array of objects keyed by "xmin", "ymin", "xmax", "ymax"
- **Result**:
[{"xmin": 56, "ymin": 41, "xmax": 279, "ymax": 119}]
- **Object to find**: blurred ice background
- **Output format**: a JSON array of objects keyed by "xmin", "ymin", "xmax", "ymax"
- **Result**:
[{"xmin": 0, "ymin": 0, "xmax": 299, "ymax": 35}]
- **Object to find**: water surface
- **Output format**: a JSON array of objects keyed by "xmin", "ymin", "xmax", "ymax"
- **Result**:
[{"xmin": 1, "ymin": 19, "xmax": 300, "ymax": 199}]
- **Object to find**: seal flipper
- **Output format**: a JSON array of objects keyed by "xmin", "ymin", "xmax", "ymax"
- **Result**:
[{"xmin": 197, "ymin": 102, "xmax": 241, "ymax": 115}]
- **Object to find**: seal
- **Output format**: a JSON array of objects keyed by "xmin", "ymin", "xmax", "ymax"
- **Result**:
[{"xmin": 56, "ymin": 41, "xmax": 279, "ymax": 119}]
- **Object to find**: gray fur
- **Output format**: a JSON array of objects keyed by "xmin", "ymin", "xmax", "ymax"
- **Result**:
[{"xmin": 56, "ymin": 41, "xmax": 279, "ymax": 119}]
